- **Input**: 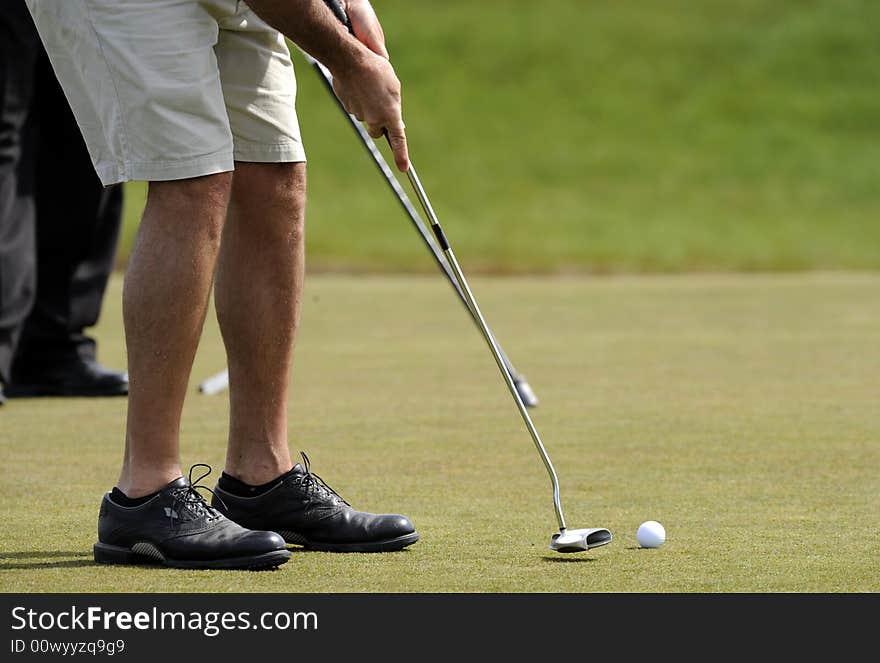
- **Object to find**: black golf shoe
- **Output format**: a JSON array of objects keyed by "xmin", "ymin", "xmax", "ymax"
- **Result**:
[
  {"xmin": 7, "ymin": 357, "xmax": 128, "ymax": 398},
  {"xmin": 94, "ymin": 466, "xmax": 290, "ymax": 570},
  {"xmin": 212, "ymin": 453, "xmax": 419, "ymax": 553}
]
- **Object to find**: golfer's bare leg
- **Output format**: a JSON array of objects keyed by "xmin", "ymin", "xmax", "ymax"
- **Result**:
[
  {"xmin": 215, "ymin": 162, "xmax": 305, "ymax": 485},
  {"xmin": 117, "ymin": 174, "xmax": 232, "ymax": 497}
]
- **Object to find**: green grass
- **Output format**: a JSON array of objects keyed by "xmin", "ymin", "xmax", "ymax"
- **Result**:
[
  {"xmin": 119, "ymin": 0, "xmax": 880, "ymax": 273},
  {"xmin": 1, "ymin": 273, "xmax": 878, "ymax": 592}
]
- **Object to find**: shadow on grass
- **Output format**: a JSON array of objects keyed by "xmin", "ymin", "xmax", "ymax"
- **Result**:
[
  {"xmin": 1, "ymin": 551, "xmax": 89, "ymax": 559},
  {"xmin": 541, "ymin": 556, "xmax": 597, "ymax": 563},
  {"xmin": 0, "ymin": 551, "xmax": 93, "ymax": 571},
  {"xmin": 286, "ymin": 546, "xmax": 416, "ymax": 555},
  {"xmin": 0, "ymin": 545, "xmax": 413, "ymax": 570}
]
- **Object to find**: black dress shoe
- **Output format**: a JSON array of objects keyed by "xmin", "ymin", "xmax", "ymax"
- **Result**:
[
  {"xmin": 94, "ymin": 465, "xmax": 291, "ymax": 570},
  {"xmin": 213, "ymin": 452, "xmax": 419, "ymax": 553},
  {"xmin": 6, "ymin": 357, "xmax": 128, "ymax": 397}
]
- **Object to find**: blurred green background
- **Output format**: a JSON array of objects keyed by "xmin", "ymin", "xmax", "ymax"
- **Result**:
[{"xmin": 119, "ymin": 0, "xmax": 880, "ymax": 273}]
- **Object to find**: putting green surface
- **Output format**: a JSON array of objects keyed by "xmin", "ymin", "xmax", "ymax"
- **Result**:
[{"xmin": 1, "ymin": 273, "xmax": 878, "ymax": 592}]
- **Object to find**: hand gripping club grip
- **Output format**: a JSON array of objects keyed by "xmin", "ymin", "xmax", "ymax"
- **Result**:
[{"xmin": 323, "ymin": 0, "xmax": 354, "ymax": 33}]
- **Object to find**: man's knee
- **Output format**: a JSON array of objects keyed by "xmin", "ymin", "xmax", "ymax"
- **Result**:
[
  {"xmin": 145, "ymin": 172, "xmax": 233, "ymax": 242},
  {"xmin": 232, "ymin": 162, "xmax": 306, "ymax": 213},
  {"xmin": 229, "ymin": 162, "xmax": 306, "ymax": 246},
  {"xmin": 147, "ymin": 173, "xmax": 232, "ymax": 214}
]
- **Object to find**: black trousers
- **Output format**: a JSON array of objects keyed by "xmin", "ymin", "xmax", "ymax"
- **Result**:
[{"xmin": 0, "ymin": 2, "xmax": 123, "ymax": 384}]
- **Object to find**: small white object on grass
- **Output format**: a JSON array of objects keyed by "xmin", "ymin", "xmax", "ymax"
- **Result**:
[
  {"xmin": 199, "ymin": 369, "xmax": 229, "ymax": 395},
  {"xmin": 637, "ymin": 520, "xmax": 666, "ymax": 548}
]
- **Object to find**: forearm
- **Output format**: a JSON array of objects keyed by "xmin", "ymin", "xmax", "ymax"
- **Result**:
[
  {"xmin": 246, "ymin": 0, "xmax": 410, "ymax": 171},
  {"xmin": 245, "ymin": 0, "xmax": 365, "ymax": 75}
]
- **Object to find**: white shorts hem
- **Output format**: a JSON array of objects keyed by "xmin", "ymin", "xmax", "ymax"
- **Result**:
[
  {"xmin": 233, "ymin": 141, "xmax": 307, "ymax": 164},
  {"xmin": 96, "ymin": 151, "xmax": 236, "ymax": 185}
]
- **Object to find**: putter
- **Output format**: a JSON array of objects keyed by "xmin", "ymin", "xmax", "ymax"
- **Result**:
[
  {"xmin": 403, "ymin": 158, "xmax": 611, "ymax": 553},
  {"xmin": 318, "ymin": 0, "xmax": 610, "ymax": 552}
]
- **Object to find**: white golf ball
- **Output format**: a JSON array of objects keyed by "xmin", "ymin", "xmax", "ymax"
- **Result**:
[{"xmin": 637, "ymin": 520, "xmax": 666, "ymax": 548}]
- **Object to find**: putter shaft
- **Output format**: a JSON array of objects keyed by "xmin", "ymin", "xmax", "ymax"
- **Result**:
[{"xmin": 404, "ymin": 164, "xmax": 567, "ymax": 532}]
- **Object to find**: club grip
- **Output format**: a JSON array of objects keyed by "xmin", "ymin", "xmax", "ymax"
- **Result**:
[{"xmin": 323, "ymin": 0, "xmax": 355, "ymax": 34}]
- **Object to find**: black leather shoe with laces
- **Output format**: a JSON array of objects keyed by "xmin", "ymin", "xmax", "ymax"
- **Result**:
[
  {"xmin": 212, "ymin": 453, "xmax": 419, "ymax": 553},
  {"xmin": 93, "ymin": 465, "xmax": 290, "ymax": 570}
]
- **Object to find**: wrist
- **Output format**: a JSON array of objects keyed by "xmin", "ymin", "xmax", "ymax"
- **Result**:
[{"xmin": 326, "ymin": 38, "xmax": 371, "ymax": 80}]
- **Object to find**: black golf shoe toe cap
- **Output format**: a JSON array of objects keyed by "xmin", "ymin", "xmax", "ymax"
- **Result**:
[
  {"xmin": 371, "ymin": 514, "xmax": 416, "ymax": 540},
  {"xmin": 161, "ymin": 521, "xmax": 288, "ymax": 561},
  {"xmin": 324, "ymin": 510, "xmax": 415, "ymax": 544},
  {"xmin": 245, "ymin": 529, "xmax": 288, "ymax": 555}
]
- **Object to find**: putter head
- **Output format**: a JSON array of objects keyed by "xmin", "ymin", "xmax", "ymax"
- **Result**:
[
  {"xmin": 549, "ymin": 528, "xmax": 613, "ymax": 553},
  {"xmin": 513, "ymin": 377, "xmax": 539, "ymax": 408}
]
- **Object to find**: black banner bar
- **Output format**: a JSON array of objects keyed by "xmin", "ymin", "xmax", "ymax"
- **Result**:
[{"xmin": 0, "ymin": 593, "xmax": 872, "ymax": 658}]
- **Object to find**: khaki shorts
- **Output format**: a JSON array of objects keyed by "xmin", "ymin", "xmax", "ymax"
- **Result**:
[{"xmin": 25, "ymin": 0, "xmax": 306, "ymax": 186}]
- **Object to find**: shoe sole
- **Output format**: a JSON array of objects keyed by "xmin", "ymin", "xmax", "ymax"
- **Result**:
[
  {"xmin": 280, "ymin": 531, "xmax": 420, "ymax": 553},
  {"xmin": 93, "ymin": 542, "xmax": 291, "ymax": 570}
]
